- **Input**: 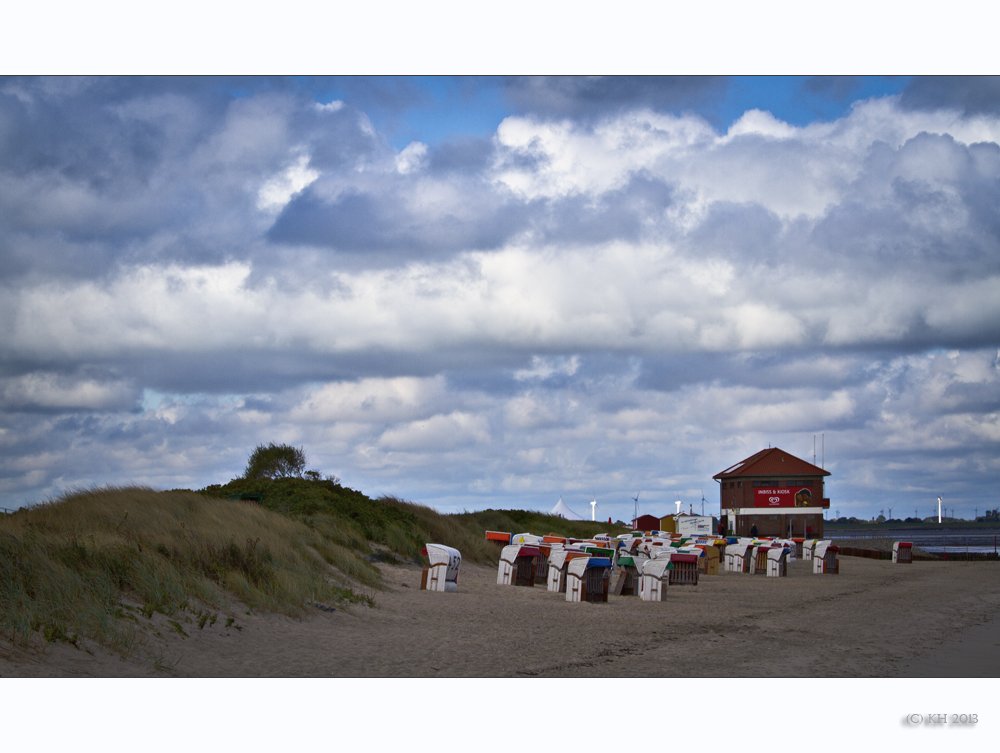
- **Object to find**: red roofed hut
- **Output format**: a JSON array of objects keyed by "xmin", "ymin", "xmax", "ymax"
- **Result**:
[{"xmin": 713, "ymin": 447, "xmax": 831, "ymax": 539}]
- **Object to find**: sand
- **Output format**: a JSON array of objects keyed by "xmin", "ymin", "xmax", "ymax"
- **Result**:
[{"xmin": 1, "ymin": 556, "xmax": 998, "ymax": 677}]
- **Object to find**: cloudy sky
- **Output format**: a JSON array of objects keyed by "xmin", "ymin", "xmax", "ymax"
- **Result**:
[{"xmin": 1, "ymin": 75, "xmax": 998, "ymax": 521}]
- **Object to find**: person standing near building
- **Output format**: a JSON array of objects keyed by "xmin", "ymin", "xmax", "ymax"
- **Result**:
[{"xmin": 750, "ymin": 523, "xmax": 758, "ymax": 537}]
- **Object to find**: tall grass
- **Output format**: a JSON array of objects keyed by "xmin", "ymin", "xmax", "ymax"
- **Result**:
[{"xmin": 0, "ymin": 486, "xmax": 377, "ymax": 652}]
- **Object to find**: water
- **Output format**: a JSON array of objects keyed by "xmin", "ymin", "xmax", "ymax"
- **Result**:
[{"xmin": 832, "ymin": 527, "xmax": 999, "ymax": 555}]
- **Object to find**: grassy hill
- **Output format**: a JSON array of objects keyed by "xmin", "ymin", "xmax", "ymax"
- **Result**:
[{"xmin": 0, "ymin": 479, "xmax": 629, "ymax": 656}]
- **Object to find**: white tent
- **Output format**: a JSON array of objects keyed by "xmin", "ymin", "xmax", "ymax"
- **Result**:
[{"xmin": 550, "ymin": 497, "xmax": 585, "ymax": 520}]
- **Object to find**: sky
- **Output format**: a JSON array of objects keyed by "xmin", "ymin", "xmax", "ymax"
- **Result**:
[{"xmin": 1, "ymin": 75, "xmax": 999, "ymax": 522}]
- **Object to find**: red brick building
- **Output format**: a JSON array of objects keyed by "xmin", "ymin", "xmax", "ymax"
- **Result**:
[{"xmin": 713, "ymin": 447, "xmax": 830, "ymax": 538}]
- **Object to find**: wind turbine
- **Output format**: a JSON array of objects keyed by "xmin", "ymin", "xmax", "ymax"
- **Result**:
[
  {"xmin": 675, "ymin": 494, "xmax": 682, "ymax": 516},
  {"xmin": 701, "ymin": 489, "xmax": 706, "ymax": 516},
  {"xmin": 938, "ymin": 496, "xmax": 942, "ymax": 524},
  {"xmin": 631, "ymin": 492, "xmax": 640, "ymax": 526},
  {"xmin": 590, "ymin": 493, "xmax": 598, "ymax": 522}
]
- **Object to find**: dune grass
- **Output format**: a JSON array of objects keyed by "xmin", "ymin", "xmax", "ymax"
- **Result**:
[{"xmin": 0, "ymin": 486, "xmax": 377, "ymax": 653}]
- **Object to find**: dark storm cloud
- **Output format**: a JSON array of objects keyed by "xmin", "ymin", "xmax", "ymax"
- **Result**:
[
  {"xmin": 502, "ymin": 76, "xmax": 728, "ymax": 120},
  {"xmin": 679, "ymin": 201, "xmax": 784, "ymax": 265},
  {"xmin": 269, "ymin": 166, "xmax": 677, "ymax": 257},
  {"xmin": 899, "ymin": 76, "xmax": 1000, "ymax": 116},
  {"xmin": 267, "ymin": 184, "xmax": 538, "ymax": 256},
  {"xmin": 426, "ymin": 135, "xmax": 495, "ymax": 173},
  {"xmin": 536, "ymin": 172, "xmax": 676, "ymax": 246}
]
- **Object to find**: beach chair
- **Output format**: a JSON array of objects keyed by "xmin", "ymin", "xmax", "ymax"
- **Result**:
[
  {"xmin": 566, "ymin": 556, "xmax": 613, "ymax": 603},
  {"xmin": 497, "ymin": 544, "xmax": 540, "ymax": 586},
  {"xmin": 547, "ymin": 549, "xmax": 588, "ymax": 593},
  {"xmin": 511, "ymin": 532, "xmax": 541, "ymax": 545},
  {"xmin": 812, "ymin": 541, "xmax": 839, "ymax": 574},
  {"xmin": 803, "ymin": 540, "xmax": 818, "ymax": 561},
  {"xmin": 668, "ymin": 553, "xmax": 700, "ymax": 586},
  {"xmin": 420, "ymin": 544, "xmax": 461, "ymax": 592},
  {"xmin": 534, "ymin": 544, "xmax": 551, "ymax": 582},
  {"xmin": 791, "ymin": 538, "xmax": 805, "ymax": 558},
  {"xmin": 725, "ymin": 543, "xmax": 750, "ymax": 573},
  {"xmin": 892, "ymin": 541, "xmax": 913, "ymax": 564},
  {"xmin": 612, "ymin": 555, "xmax": 645, "ymax": 596},
  {"xmin": 640, "ymin": 553, "xmax": 672, "ymax": 601},
  {"xmin": 700, "ymin": 545, "xmax": 721, "ymax": 575},
  {"xmin": 749, "ymin": 544, "xmax": 771, "ymax": 575},
  {"xmin": 766, "ymin": 547, "xmax": 788, "ymax": 577},
  {"xmin": 485, "ymin": 531, "xmax": 512, "ymax": 548}
]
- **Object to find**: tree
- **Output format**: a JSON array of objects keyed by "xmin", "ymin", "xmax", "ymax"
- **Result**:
[{"xmin": 242, "ymin": 442, "xmax": 307, "ymax": 480}]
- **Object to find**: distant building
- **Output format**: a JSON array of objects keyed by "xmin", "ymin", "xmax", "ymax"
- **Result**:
[
  {"xmin": 713, "ymin": 447, "xmax": 830, "ymax": 538},
  {"xmin": 632, "ymin": 513, "xmax": 662, "ymax": 531},
  {"xmin": 659, "ymin": 513, "xmax": 714, "ymax": 536}
]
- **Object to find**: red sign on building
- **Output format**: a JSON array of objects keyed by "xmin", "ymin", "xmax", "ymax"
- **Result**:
[{"xmin": 754, "ymin": 487, "xmax": 828, "ymax": 508}]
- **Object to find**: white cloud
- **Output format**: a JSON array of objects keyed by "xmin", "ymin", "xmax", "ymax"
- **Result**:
[
  {"xmin": 256, "ymin": 151, "xmax": 320, "ymax": 211},
  {"xmin": 378, "ymin": 411, "xmax": 491, "ymax": 452},
  {"xmin": 0, "ymin": 373, "xmax": 135, "ymax": 410},
  {"xmin": 395, "ymin": 141, "xmax": 428, "ymax": 174},
  {"xmin": 514, "ymin": 355, "xmax": 580, "ymax": 381}
]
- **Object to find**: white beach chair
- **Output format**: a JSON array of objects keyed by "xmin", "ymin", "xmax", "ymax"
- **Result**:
[
  {"xmin": 766, "ymin": 546, "xmax": 788, "ymax": 577},
  {"xmin": 892, "ymin": 541, "xmax": 913, "ymax": 564},
  {"xmin": 497, "ymin": 544, "xmax": 521, "ymax": 585},
  {"xmin": 812, "ymin": 541, "xmax": 839, "ymax": 574},
  {"xmin": 725, "ymin": 543, "xmax": 749, "ymax": 572},
  {"xmin": 640, "ymin": 554, "xmax": 672, "ymax": 601},
  {"xmin": 566, "ymin": 556, "xmax": 590, "ymax": 602},
  {"xmin": 421, "ymin": 544, "xmax": 461, "ymax": 592}
]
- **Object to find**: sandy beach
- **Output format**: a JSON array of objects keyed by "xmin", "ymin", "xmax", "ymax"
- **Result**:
[{"xmin": 1, "ymin": 556, "xmax": 997, "ymax": 678}]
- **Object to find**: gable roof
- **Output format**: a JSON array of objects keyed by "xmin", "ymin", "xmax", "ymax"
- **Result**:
[{"xmin": 713, "ymin": 447, "xmax": 830, "ymax": 479}]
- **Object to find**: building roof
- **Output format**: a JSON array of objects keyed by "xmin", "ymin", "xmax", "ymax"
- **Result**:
[{"xmin": 713, "ymin": 447, "xmax": 831, "ymax": 479}]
